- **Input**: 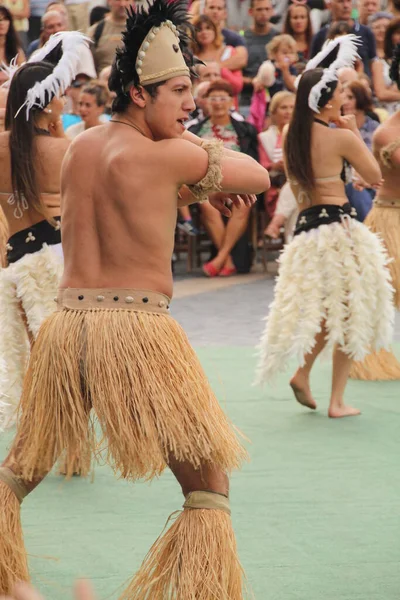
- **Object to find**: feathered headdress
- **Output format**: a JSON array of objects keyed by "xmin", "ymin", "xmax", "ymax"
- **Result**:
[
  {"xmin": 112, "ymin": 0, "xmax": 198, "ymax": 94},
  {"xmin": 13, "ymin": 31, "xmax": 91, "ymax": 119},
  {"xmin": 389, "ymin": 43, "xmax": 400, "ymax": 90},
  {"xmin": 304, "ymin": 34, "xmax": 360, "ymax": 112}
]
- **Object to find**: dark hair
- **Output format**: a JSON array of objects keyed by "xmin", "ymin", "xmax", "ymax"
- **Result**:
[
  {"xmin": 390, "ymin": 43, "xmax": 400, "ymax": 88},
  {"xmin": 81, "ymin": 81, "xmax": 109, "ymax": 107},
  {"xmin": 0, "ymin": 5, "xmax": 22, "ymax": 65},
  {"xmin": 89, "ymin": 5, "xmax": 110, "ymax": 26},
  {"xmin": 283, "ymin": 4, "xmax": 313, "ymax": 56},
  {"xmin": 192, "ymin": 14, "xmax": 223, "ymax": 53},
  {"xmin": 250, "ymin": 0, "xmax": 271, "ymax": 7},
  {"xmin": 205, "ymin": 78, "xmax": 233, "ymax": 97},
  {"xmin": 109, "ymin": 0, "xmax": 197, "ymax": 113},
  {"xmin": 5, "ymin": 61, "xmax": 56, "ymax": 221},
  {"xmin": 285, "ymin": 69, "xmax": 337, "ymax": 191},
  {"xmin": 327, "ymin": 20, "xmax": 352, "ymax": 40},
  {"xmin": 384, "ymin": 17, "xmax": 400, "ymax": 60},
  {"xmin": 346, "ymin": 80, "xmax": 372, "ymax": 112}
]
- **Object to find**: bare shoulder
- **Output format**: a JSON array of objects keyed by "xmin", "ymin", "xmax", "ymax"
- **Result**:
[{"xmin": 372, "ymin": 123, "xmax": 396, "ymax": 149}]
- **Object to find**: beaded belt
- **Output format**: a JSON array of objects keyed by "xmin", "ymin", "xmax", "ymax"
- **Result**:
[
  {"xmin": 56, "ymin": 288, "xmax": 171, "ymax": 315},
  {"xmin": 6, "ymin": 217, "xmax": 61, "ymax": 264}
]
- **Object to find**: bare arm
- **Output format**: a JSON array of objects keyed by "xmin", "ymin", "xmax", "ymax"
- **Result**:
[
  {"xmin": 166, "ymin": 139, "xmax": 270, "ymax": 195},
  {"xmin": 371, "ymin": 60, "xmax": 400, "ymax": 102},
  {"xmin": 341, "ymin": 130, "xmax": 382, "ymax": 186},
  {"xmin": 221, "ymin": 46, "xmax": 248, "ymax": 71}
]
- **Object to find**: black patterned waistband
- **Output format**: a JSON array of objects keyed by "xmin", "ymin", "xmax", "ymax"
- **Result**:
[
  {"xmin": 294, "ymin": 203, "xmax": 357, "ymax": 236},
  {"xmin": 6, "ymin": 218, "xmax": 61, "ymax": 264}
]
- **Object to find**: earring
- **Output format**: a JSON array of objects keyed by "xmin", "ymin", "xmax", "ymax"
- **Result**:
[
  {"xmin": 326, "ymin": 104, "xmax": 333, "ymax": 109},
  {"xmin": 44, "ymin": 108, "xmax": 52, "ymax": 114}
]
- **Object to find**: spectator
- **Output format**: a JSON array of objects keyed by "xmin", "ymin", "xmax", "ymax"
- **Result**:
[
  {"xmin": 358, "ymin": 0, "xmax": 381, "ymax": 25},
  {"xmin": 65, "ymin": 82, "xmax": 109, "ymax": 139},
  {"xmin": 89, "ymin": 5, "xmax": 110, "ymax": 26},
  {"xmin": 87, "ymin": 0, "xmax": 132, "ymax": 74},
  {"xmin": 27, "ymin": 9, "xmax": 65, "ymax": 56},
  {"xmin": 0, "ymin": 6, "xmax": 25, "ymax": 85},
  {"xmin": 203, "ymin": 0, "xmax": 249, "ymax": 71},
  {"xmin": 310, "ymin": 0, "xmax": 377, "ymax": 76},
  {"xmin": 2, "ymin": 0, "xmax": 29, "ymax": 51},
  {"xmin": 62, "ymin": 74, "xmax": 92, "ymax": 129},
  {"xmin": 187, "ymin": 81, "xmax": 211, "ymax": 124},
  {"xmin": 372, "ymin": 16, "xmax": 400, "ymax": 114},
  {"xmin": 342, "ymin": 80, "xmax": 380, "ymax": 220},
  {"xmin": 225, "ymin": 0, "xmax": 252, "ymax": 31},
  {"xmin": 258, "ymin": 90, "xmax": 295, "ymax": 218},
  {"xmin": 188, "ymin": 80, "xmax": 259, "ymax": 277},
  {"xmin": 249, "ymin": 34, "xmax": 297, "ymax": 131},
  {"xmin": 283, "ymin": 4, "xmax": 313, "ymax": 65},
  {"xmin": 369, "ymin": 11, "xmax": 392, "ymax": 59},
  {"xmin": 192, "ymin": 15, "xmax": 244, "ymax": 103},
  {"xmin": 198, "ymin": 60, "xmax": 222, "ymax": 83},
  {"xmin": 65, "ymin": 0, "xmax": 91, "ymax": 33},
  {"xmin": 386, "ymin": 0, "xmax": 400, "ymax": 17},
  {"xmin": 338, "ymin": 65, "xmax": 359, "ymax": 85},
  {"xmin": 241, "ymin": 0, "xmax": 278, "ymax": 113}
]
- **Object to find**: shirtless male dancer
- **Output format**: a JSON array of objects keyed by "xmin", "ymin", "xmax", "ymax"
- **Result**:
[{"xmin": 0, "ymin": 1, "xmax": 270, "ymax": 598}]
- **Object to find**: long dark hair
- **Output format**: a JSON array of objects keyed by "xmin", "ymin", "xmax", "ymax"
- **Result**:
[
  {"xmin": 5, "ymin": 61, "xmax": 57, "ymax": 220},
  {"xmin": 384, "ymin": 17, "xmax": 400, "ymax": 61},
  {"xmin": 0, "ymin": 5, "xmax": 22, "ymax": 65},
  {"xmin": 283, "ymin": 4, "xmax": 313, "ymax": 55},
  {"xmin": 285, "ymin": 69, "xmax": 337, "ymax": 191}
]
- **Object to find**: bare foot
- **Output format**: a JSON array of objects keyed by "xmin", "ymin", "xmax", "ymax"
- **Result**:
[
  {"xmin": 328, "ymin": 405, "xmax": 361, "ymax": 418},
  {"xmin": 290, "ymin": 374, "xmax": 317, "ymax": 410}
]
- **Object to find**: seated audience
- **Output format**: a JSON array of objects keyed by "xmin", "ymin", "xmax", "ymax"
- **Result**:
[
  {"xmin": 369, "ymin": 12, "xmax": 392, "ymax": 60},
  {"xmin": 188, "ymin": 80, "xmax": 258, "ymax": 277}
]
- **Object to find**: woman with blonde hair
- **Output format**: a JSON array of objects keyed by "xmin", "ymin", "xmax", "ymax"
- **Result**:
[{"xmin": 258, "ymin": 91, "xmax": 295, "ymax": 218}]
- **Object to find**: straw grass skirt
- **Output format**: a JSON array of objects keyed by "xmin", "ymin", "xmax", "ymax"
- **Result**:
[
  {"xmin": 256, "ymin": 219, "xmax": 395, "ymax": 383},
  {"xmin": 350, "ymin": 201, "xmax": 400, "ymax": 380},
  {"xmin": 0, "ymin": 244, "xmax": 63, "ymax": 430},
  {"xmin": 1, "ymin": 288, "xmax": 247, "ymax": 598}
]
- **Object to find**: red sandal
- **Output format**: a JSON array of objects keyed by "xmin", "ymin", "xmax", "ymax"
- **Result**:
[
  {"xmin": 202, "ymin": 261, "xmax": 221, "ymax": 277},
  {"xmin": 219, "ymin": 266, "xmax": 237, "ymax": 277}
]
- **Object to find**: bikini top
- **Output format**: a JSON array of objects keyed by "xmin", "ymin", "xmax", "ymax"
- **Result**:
[
  {"xmin": 288, "ymin": 119, "xmax": 346, "ymax": 204},
  {"xmin": 380, "ymin": 137, "xmax": 400, "ymax": 169}
]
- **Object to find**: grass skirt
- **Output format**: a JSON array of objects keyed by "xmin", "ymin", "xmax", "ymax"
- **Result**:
[
  {"xmin": 0, "ymin": 244, "xmax": 63, "ymax": 430},
  {"xmin": 350, "ymin": 202, "xmax": 400, "ymax": 380},
  {"xmin": 256, "ymin": 219, "xmax": 395, "ymax": 383},
  {"xmin": 9, "ymin": 289, "xmax": 247, "ymax": 481}
]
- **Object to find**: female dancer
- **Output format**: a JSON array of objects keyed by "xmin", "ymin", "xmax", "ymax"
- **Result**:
[
  {"xmin": 0, "ymin": 31, "xmax": 90, "ymax": 429},
  {"xmin": 350, "ymin": 45, "xmax": 400, "ymax": 380},
  {"xmin": 256, "ymin": 35, "xmax": 395, "ymax": 417}
]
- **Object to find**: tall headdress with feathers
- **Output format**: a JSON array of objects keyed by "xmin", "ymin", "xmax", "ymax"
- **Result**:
[
  {"xmin": 11, "ymin": 31, "xmax": 91, "ymax": 119},
  {"xmin": 390, "ymin": 44, "xmax": 400, "ymax": 89},
  {"xmin": 304, "ymin": 34, "xmax": 360, "ymax": 112},
  {"xmin": 111, "ymin": 0, "xmax": 198, "ymax": 96}
]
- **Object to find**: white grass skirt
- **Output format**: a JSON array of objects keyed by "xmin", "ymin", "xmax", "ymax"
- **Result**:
[
  {"xmin": 256, "ymin": 220, "xmax": 395, "ymax": 383},
  {"xmin": 0, "ymin": 244, "xmax": 63, "ymax": 430}
]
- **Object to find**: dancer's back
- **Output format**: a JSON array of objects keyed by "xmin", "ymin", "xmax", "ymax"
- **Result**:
[
  {"xmin": 373, "ymin": 111, "xmax": 400, "ymax": 201},
  {"xmin": 0, "ymin": 131, "xmax": 67, "ymax": 236},
  {"xmin": 287, "ymin": 119, "xmax": 381, "ymax": 207}
]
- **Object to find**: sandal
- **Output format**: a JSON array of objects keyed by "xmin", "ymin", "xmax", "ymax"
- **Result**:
[
  {"xmin": 202, "ymin": 261, "xmax": 221, "ymax": 277},
  {"xmin": 219, "ymin": 266, "xmax": 237, "ymax": 277}
]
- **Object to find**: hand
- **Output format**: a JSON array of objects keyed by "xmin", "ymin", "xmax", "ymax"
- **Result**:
[
  {"xmin": 332, "ymin": 114, "xmax": 358, "ymax": 133},
  {"xmin": 0, "ymin": 580, "xmax": 96, "ymax": 600},
  {"xmin": 48, "ymin": 119, "xmax": 65, "ymax": 138},
  {"xmin": 208, "ymin": 193, "xmax": 256, "ymax": 217},
  {"xmin": 252, "ymin": 78, "xmax": 264, "ymax": 93},
  {"xmin": 265, "ymin": 214, "xmax": 285, "ymax": 238},
  {"xmin": 270, "ymin": 160, "xmax": 284, "ymax": 171}
]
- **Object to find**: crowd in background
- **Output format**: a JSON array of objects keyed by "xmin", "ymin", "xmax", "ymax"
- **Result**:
[{"xmin": 0, "ymin": 0, "xmax": 398, "ymax": 276}]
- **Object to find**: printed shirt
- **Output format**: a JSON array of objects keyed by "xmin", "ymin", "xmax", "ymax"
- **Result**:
[{"xmin": 197, "ymin": 120, "xmax": 240, "ymax": 152}]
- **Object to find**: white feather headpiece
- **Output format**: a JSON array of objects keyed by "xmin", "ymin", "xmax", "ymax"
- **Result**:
[
  {"xmin": 304, "ymin": 34, "xmax": 360, "ymax": 113},
  {"xmin": 11, "ymin": 31, "xmax": 91, "ymax": 119}
]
